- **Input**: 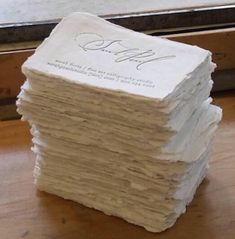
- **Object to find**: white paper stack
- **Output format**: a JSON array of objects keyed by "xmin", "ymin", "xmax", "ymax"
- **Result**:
[{"xmin": 16, "ymin": 13, "xmax": 222, "ymax": 232}]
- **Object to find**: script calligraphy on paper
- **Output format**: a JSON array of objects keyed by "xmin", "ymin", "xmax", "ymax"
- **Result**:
[{"xmin": 74, "ymin": 33, "xmax": 176, "ymax": 70}]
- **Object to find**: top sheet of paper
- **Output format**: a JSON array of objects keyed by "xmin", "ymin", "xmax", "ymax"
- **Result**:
[{"xmin": 23, "ymin": 12, "xmax": 211, "ymax": 100}]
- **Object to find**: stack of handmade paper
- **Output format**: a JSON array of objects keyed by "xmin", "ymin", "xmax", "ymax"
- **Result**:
[{"xmin": 16, "ymin": 12, "xmax": 222, "ymax": 232}]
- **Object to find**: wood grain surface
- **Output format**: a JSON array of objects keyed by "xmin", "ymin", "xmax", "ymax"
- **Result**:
[
  {"xmin": 0, "ymin": 93, "xmax": 235, "ymax": 239},
  {"xmin": 164, "ymin": 28, "xmax": 235, "ymax": 71},
  {"xmin": 0, "ymin": 50, "xmax": 32, "ymax": 99}
]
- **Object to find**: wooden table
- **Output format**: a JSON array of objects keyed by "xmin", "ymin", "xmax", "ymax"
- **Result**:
[{"xmin": 0, "ymin": 93, "xmax": 235, "ymax": 239}]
